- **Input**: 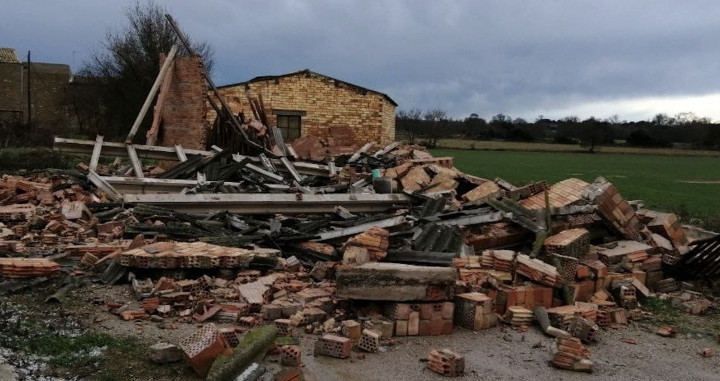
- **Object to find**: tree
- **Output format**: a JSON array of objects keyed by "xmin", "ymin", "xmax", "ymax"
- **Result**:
[
  {"xmin": 79, "ymin": 1, "xmax": 213, "ymax": 140},
  {"xmin": 396, "ymin": 108, "xmax": 423, "ymax": 143},
  {"xmin": 578, "ymin": 117, "xmax": 609, "ymax": 153},
  {"xmin": 423, "ymin": 108, "xmax": 448, "ymax": 148}
]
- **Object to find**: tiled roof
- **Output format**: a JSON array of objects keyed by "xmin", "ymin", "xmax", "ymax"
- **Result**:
[{"xmin": 0, "ymin": 47, "xmax": 20, "ymax": 63}]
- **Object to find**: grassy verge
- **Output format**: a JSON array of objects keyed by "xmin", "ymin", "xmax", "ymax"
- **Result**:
[{"xmin": 431, "ymin": 148, "xmax": 720, "ymax": 230}]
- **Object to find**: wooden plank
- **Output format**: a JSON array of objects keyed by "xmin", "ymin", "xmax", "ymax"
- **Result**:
[
  {"xmin": 126, "ymin": 145, "xmax": 144, "ymax": 178},
  {"xmin": 280, "ymin": 157, "xmax": 303, "ymax": 183},
  {"xmin": 315, "ymin": 216, "xmax": 409, "ymax": 241},
  {"xmin": 54, "ymin": 137, "xmax": 212, "ymax": 161},
  {"xmin": 145, "ymin": 61, "xmax": 175, "ymax": 146},
  {"xmin": 122, "ymin": 193, "xmax": 414, "ymax": 215},
  {"xmin": 174, "ymin": 144, "xmax": 188, "ymax": 162},
  {"xmin": 348, "ymin": 142, "xmax": 373, "ymax": 163},
  {"xmin": 89, "ymin": 135, "xmax": 104, "ymax": 172},
  {"xmin": 87, "ymin": 171, "xmax": 121, "ymax": 201},
  {"xmin": 126, "ymin": 45, "xmax": 178, "ymax": 144}
]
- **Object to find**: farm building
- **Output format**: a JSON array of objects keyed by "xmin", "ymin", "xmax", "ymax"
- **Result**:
[
  {"xmin": 213, "ymin": 69, "xmax": 397, "ymax": 146},
  {"xmin": 0, "ymin": 47, "xmax": 71, "ymax": 128},
  {"xmin": 134, "ymin": 56, "xmax": 399, "ymax": 152}
]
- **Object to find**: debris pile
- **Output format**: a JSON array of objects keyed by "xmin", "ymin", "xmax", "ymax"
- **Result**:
[{"xmin": 2, "ymin": 137, "xmax": 719, "ymax": 379}]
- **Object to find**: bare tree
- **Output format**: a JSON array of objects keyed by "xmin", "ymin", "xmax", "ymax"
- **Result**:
[
  {"xmin": 78, "ymin": 1, "xmax": 213, "ymax": 140},
  {"xmin": 423, "ymin": 108, "xmax": 448, "ymax": 148}
]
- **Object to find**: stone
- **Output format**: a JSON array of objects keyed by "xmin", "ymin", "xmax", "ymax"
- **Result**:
[{"xmin": 149, "ymin": 342, "xmax": 184, "ymax": 364}]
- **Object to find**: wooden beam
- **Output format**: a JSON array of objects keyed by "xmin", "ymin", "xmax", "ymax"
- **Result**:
[
  {"xmin": 174, "ymin": 144, "xmax": 188, "ymax": 162},
  {"xmin": 348, "ymin": 142, "xmax": 373, "ymax": 163},
  {"xmin": 54, "ymin": 137, "xmax": 212, "ymax": 161},
  {"xmin": 314, "ymin": 215, "xmax": 410, "ymax": 241},
  {"xmin": 89, "ymin": 135, "xmax": 104, "ymax": 172},
  {"xmin": 87, "ymin": 170, "xmax": 121, "ymax": 201},
  {"xmin": 122, "ymin": 193, "xmax": 414, "ymax": 215},
  {"xmin": 126, "ymin": 45, "xmax": 178, "ymax": 144},
  {"xmin": 145, "ymin": 60, "xmax": 175, "ymax": 146},
  {"xmin": 125, "ymin": 145, "xmax": 144, "ymax": 178}
]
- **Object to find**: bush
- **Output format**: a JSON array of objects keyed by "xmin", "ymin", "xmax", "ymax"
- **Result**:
[{"xmin": 0, "ymin": 148, "xmax": 76, "ymax": 173}]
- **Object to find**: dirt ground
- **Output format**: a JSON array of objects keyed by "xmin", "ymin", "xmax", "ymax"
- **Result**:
[{"xmin": 1, "ymin": 280, "xmax": 719, "ymax": 381}]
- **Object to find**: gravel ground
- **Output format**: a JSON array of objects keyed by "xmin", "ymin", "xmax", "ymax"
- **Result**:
[
  {"xmin": 2, "ymin": 281, "xmax": 719, "ymax": 381},
  {"xmin": 301, "ymin": 322, "xmax": 720, "ymax": 381}
]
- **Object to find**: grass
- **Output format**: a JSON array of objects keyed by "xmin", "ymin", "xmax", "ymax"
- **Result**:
[
  {"xmin": 21, "ymin": 332, "xmax": 136, "ymax": 368},
  {"xmin": 434, "ymin": 139, "xmax": 720, "ymax": 157},
  {"xmin": 0, "ymin": 147, "xmax": 79, "ymax": 172},
  {"xmin": 431, "ymin": 148, "xmax": 720, "ymax": 228}
]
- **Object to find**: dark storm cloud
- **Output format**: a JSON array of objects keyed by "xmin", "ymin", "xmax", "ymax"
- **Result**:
[{"xmin": 3, "ymin": 0, "xmax": 720, "ymax": 120}]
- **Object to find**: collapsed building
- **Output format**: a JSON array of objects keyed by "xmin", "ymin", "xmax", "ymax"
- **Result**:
[{"xmin": 1, "ymin": 37, "xmax": 719, "ymax": 380}]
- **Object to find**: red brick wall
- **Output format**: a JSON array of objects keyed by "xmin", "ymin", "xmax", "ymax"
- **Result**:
[{"xmin": 158, "ymin": 55, "xmax": 209, "ymax": 150}]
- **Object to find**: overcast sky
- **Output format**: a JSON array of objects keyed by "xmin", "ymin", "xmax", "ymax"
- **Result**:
[{"xmin": 3, "ymin": 0, "xmax": 720, "ymax": 122}]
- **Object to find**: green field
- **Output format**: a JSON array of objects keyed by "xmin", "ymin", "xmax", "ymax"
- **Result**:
[{"xmin": 431, "ymin": 148, "xmax": 720, "ymax": 227}]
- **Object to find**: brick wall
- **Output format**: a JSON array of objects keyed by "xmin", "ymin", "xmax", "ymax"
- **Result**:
[
  {"xmin": 158, "ymin": 55, "xmax": 209, "ymax": 150},
  {"xmin": 0, "ymin": 62, "xmax": 23, "ymax": 123},
  {"xmin": 0, "ymin": 61, "xmax": 69, "ymax": 127},
  {"xmin": 212, "ymin": 71, "xmax": 396, "ymax": 146}
]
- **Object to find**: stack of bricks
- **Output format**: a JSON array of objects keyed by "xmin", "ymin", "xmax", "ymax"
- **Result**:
[
  {"xmin": 159, "ymin": 55, "xmax": 209, "ymax": 150},
  {"xmin": 515, "ymin": 253, "xmax": 560, "ymax": 288},
  {"xmin": 547, "ymin": 305, "xmax": 599, "ymax": 329},
  {"xmin": 481, "ymin": 249, "xmax": 515, "ymax": 272},
  {"xmin": 0, "ymin": 203, "xmax": 36, "ymax": 223},
  {"xmin": 427, "ymin": 349, "xmax": 465, "ymax": 377},
  {"xmin": 454, "ymin": 292, "xmax": 498, "ymax": 330},
  {"xmin": 118, "ymin": 241, "xmax": 279, "ymax": 269},
  {"xmin": 506, "ymin": 306, "xmax": 533, "ymax": 327},
  {"xmin": 543, "ymin": 228, "xmax": 590, "ymax": 258},
  {"xmin": 491, "ymin": 284, "xmax": 553, "ymax": 314},
  {"xmin": 0, "ymin": 257, "xmax": 60, "ymax": 278},
  {"xmin": 314, "ymin": 334, "xmax": 351, "ymax": 359},
  {"xmin": 584, "ymin": 179, "xmax": 643, "ymax": 241},
  {"xmin": 552, "ymin": 337, "xmax": 593, "ymax": 372},
  {"xmin": 357, "ymin": 329, "xmax": 381, "ymax": 353},
  {"xmin": 385, "ymin": 301, "xmax": 454, "ymax": 336},
  {"xmin": 342, "ymin": 227, "xmax": 389, "ymax": 261}
]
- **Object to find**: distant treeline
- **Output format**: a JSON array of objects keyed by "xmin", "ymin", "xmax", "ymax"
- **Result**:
[{"xmin": 397, "ymin": 109, "xmax": 720, "ymax": 152}]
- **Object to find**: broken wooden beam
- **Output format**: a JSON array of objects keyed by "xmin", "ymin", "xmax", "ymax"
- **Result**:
[
  {"xmin": 314, "ymin": 215, "xmax": 411, "ymax": 241},
  {"xmin": 122, "ymin": 193, "xmax": 414, "ymax": 215},
  {"xmin": 54, "ymin": 137, "xmax": 212, "ymax": 161}
]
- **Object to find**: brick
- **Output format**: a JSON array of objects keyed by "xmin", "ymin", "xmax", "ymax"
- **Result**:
[
  {"xmin": 358, "ymin": 329, "xmax": 381, "ymax": 353},
  {"xmin": 279, "ymin": 345, "xmax": 302, "ymax": 366},
  {"xmin": 427, "ymin": 349, "xmax": 464, "ymax": 377},
  {"xmin": 178, "ymin": 324, "xmax": 232, "ymax": 377},
  {"xmin": 314, "ymin": 334, "xmax": 351, "ymax": 359},
  {"xmin": 341, "ymin": 320, "xmax": 362, "ymax": 340},
  {"xmin": 408, "ymin": 311, "xmax": 420, "ymax": 336},
  {"xmin": 274, "ymin": 319, "xmax": 293, "ymax": 336}
]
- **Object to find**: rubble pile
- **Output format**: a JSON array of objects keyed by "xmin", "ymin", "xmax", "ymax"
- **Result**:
[{"xmin": 1, "ymin": 138, "xmax": 719, "ymax": 379}]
